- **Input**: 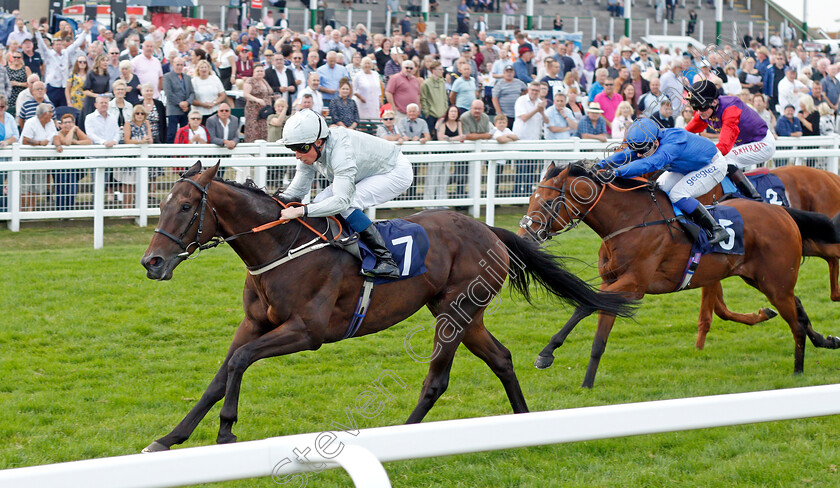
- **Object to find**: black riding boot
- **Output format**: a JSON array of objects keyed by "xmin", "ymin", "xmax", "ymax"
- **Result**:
[
  {"xmin": 358, "ymin": 224, "xmax": 402, "ymax": 279},
  {"xmin": 728, "ymin": 165, "xmax": 763, "ymax": 202},
  {"xmin": 688, "ymin": 205, "xmax": 729, "ymax": 245}
]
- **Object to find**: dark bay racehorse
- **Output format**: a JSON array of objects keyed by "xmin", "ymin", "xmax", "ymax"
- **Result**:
[
  {"xmin": 139, "ymin": 161, "xmax": 634, "ymax": 451},
  {"xmin": 692, "ymin": 165, "xmax": 840, "ymax": 349},
  {"xmin": 518, "ymin": 161, "xmax": 840, "ymax": 389}
]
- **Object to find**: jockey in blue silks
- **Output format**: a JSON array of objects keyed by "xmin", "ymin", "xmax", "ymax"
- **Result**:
[{"xmin": 595, "ymin": 118, "xmax": 730, "ymax": 244}]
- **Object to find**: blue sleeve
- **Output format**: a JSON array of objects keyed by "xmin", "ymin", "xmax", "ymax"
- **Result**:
[
  {"xmin": 762, "ymin": 70, "xmax": 772, "ymax": 96},
  {"xmin": 603, "ymin": 148, "xmax": 636, "ymax": 168},
  {"xmin": 793, "ymin": 118, "xmax": 802, "ymax": 132},
  {"xmin": 614, "ymin": 140, "xmax": 681, "ymax": 177}
]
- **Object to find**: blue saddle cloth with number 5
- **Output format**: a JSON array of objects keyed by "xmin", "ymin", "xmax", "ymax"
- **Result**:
[
  {"xmin": 357, "ymin": 219, "xmax": 430, "ymax": 284},
  {"xmin": 673, "ymin": 205, "xmax": 745, "ymax": 256}
]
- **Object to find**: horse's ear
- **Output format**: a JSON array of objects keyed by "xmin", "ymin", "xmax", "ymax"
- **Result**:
[
  {"xmin": 187, "ymin": 160, "xmax": 203, "ymax": 175},
  {"xmin": 199, "ymin": 161, "xmax": 221, "ymax": 184}
]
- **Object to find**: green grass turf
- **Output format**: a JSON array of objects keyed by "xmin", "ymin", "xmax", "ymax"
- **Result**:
[{"xmin": 1, "ymin": 213, "xmax": 839, "ymax": 487}]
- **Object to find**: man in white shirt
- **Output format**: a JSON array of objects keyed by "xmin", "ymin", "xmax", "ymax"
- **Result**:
[
  {"xmin": 296, "ymin": 73, "xmax": 324, "ymax": 113},
  {"xmin": 132, "ymin": 40, "xmax": 164, "ymax": 98},
  {"xmin": 777, "ymin": 66, "xmax": 808, "ymax": 113},
  {"xmin": 35, "ymin": 21, "xmax": 89, "ymax": 107},
  {"xmin": 7, "ymin": 18, "xmax": 32, "ymax": 46},
  {"xmin": 513, "ymin": 81, "xmax": 548, "ymax": 196},
  {"xmin": 21, "ymin": 103, "xmax": 57, "ymax": 146},
  {"xmin": 84, "ymin": 96, "xmax": 120, "ymax": 148}
]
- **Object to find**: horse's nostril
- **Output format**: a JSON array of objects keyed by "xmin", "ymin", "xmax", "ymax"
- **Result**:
[{"xmin": 143, "ymin": 256, "xmax": 164, "ymax": 269}]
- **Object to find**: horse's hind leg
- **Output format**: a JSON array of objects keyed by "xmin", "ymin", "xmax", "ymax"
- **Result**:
[
  {"xmin": 535, "ymin": 307, "xmax": 592, "ymax": 369},
  {"xmin": 143, "ymin": 319, "xmax": 262, "ymax": 452},
  {"xmin": 462, "ymin": 317, "xmax": 528, "ymax": 414},
  {"xmin": 796, "ymin": 296, "xmax": 840, "ymax": 350},
  {"xmin": 696, "ymin": 282, "xmax": 777, "ymax": 350}
]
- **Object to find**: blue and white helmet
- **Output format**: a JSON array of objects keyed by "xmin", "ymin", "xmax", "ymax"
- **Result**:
[{"xmin": 625, "ymin": 118, "xmax": 661, "ymax": 156}]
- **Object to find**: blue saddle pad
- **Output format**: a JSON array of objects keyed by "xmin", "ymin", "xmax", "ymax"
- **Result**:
[
  {"xmin": 747, "ymin": 172, "xmax": 790, "ymax": 207},
  {"xmin": 673, "ymin": 205, "xmax": 745, "ymax": 256},
  {"xmin": 358, "ymin": 219, "xmax": 430, "ymax": 284}
]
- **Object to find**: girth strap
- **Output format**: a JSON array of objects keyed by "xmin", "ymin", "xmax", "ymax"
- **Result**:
[{"xmin": 343, "ymin": 278, "xmax": 376, "ymax": 340}]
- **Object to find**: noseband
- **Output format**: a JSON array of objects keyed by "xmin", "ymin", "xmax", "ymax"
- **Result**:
[{"xmin": 154, "ymin": 178, "xmax": 219, "ymax": 259}]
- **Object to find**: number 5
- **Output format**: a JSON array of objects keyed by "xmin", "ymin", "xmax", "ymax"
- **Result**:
[{"xmin": 717, "ymin": 218, "xmax": 735, "ymax": 251}]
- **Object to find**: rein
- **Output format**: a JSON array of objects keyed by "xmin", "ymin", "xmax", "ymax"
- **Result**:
[{"xmin": 154, "ymin": 177, "xmax": 344, "ymax": 262}]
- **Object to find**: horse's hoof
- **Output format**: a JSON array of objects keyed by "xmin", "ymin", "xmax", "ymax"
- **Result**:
[
  {"xmin": 141, "ymin": 441, "xmax": 170, "ymax": 453},
  {"xmin": 534, "ymin": 354, "xmax": 555, "ymax": 369},
  {"xmin": 762, "ymin": 308, "xmax": 778, "ymax": 320},
  {"xmin": 217, "ymin": 434, "xmax": 237, "ymax": 444}
]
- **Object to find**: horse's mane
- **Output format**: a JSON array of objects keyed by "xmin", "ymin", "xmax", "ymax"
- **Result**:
[
  {"xmin": 566, "ymin": 161, "xmax": 659, "ymax": 192},
  {"xmin": 182, "ymin": 167, "xmax": 297, "ymax": 203}
]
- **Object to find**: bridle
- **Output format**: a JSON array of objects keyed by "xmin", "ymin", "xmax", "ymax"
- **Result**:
[
  {"xmin": 154, "ymin": 178, "xmax": 218, "ymax": 259},
  {"xmin": 154, "ymin": 176, "xmax": 344, "ymax": 260},
  {"xmin": 519, "ymin": 168, "xmax": 649, "ymax": 241}
]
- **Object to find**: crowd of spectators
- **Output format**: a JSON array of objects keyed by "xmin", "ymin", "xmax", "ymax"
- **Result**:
[{"xmin": 1, "ymin": 5, "xmax": 839, "ymax": 211}]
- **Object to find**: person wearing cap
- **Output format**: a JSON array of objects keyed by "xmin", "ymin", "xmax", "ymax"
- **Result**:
[
  {"xmin": 513, "ymin": 45, "xmax": 534, "ymax": 84},
  {"xmin": 684, "ymin": 79, "xmax": 769, "ymax": 200},
  {"xmin": 384, "ymin": 47, "xmax": 406, "ymax": 80},
  {"xmin": 385, "ymin": 60, "xmax": 421, "ymax": 124},
  {"xmin": 575, "ymin": 102, "xmax": 608, "ymax": 142},
  {"xmin": 279, "ymin": 109, "xmax": 413, "ymax": 279},
  {"xmin": 775, "ymin": 104, "xmax": 802, "ymax": 137},
  {"xmin": 492, "ymin": 64, "xmax": 527, "ymax": 129},
  {"xmin": 594, "ymin": 119, "xmax": 730, "ymax": 245}
]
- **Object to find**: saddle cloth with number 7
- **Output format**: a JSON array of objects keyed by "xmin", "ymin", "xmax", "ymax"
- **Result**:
[{"xmin": 356, "ymin": 219, "xmax": 430, "ymax": 284}]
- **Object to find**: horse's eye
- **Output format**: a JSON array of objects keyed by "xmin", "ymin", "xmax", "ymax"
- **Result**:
[{"xmin": 181, "ymin": 203, "xmax": 192, "ymax": 212}]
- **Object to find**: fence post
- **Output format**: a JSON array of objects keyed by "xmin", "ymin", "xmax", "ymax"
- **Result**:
[
  {"xmin": 681, "ymin": 19, "xmax": 686, "ymax": 36},
  {"xmin": 645, "ymin": 18, "xmax": 650, "ymax": 37},
  {"xmin": 94, "ymin": 167, "xmax": 105, "ymax": 250},
  {"xmin": 469, "ymin": 141, "xmax": 482, "ymax": 218},
  {"xmin": 255, "ymin": 141, "xmax": 268, "ymax": 189},
  {"xmin": 8, "ymin": 144, "xmax": 19, "ymax": 232},
  {"xmin": 764, "ymin": 21, "xmax": 769, "ymax": 43},
  {"xmin": 537, "ymin": 15, "xmax": 542, "ymax": 29},
  {"xmin": 591, "ymin": 17, "xmax": 597, "ymax": 41},
  {"xmin": 746, "ymin": 0, "xmax": 750, "ymax": 10},
  {"xmin": 573, "ymin": 16, "xmax": 578, "ymax": 32},
  {"xmin": 443, "ymin": 13, "xmax": 449, "ymax": 35},
  {"xmin": 662, "ymin": 16, "xmax": 667, "ymax": 34},
  {"xmin": 486, "ymin": 158, "xmax": 497, "ymax": 227},
  {"xmin": 136, "ymin": 144, "xmax": 149, "ymax": 228},
  {"xmin": 831, "ymin": 134, "xmax": 840, "ymax": 175},
  {"xmin": 367, "ymin": 10, "xmax": 372, "ymax": 33},
  {"xmin": 749, "ymin": 20, "xmax": 753, "ymax": 36},
  {"xmin": 698, "ymin": 19, "xmax": 703, "ymax": 43},
  {"xmin": 347, "ymin": 9, "xmax": 352, "ymax": 27},
  {"xmin": 519, "ymin": 15, "xmax": 525, "ymax": 30},
  {"xmin": 609, "ymin": 17, "xmax": 614, "ymax": 41}
]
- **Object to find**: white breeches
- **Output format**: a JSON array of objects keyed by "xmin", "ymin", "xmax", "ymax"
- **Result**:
[{"xmin": 658, "ymin": 151, "xmax": 728, "ymax": 202}]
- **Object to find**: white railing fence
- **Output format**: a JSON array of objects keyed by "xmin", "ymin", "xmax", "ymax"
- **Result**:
[
  {"xmin": 1, "ymin": 384, "xmax": 839, "ymax": 488},
  {"xmin": 1, "ymin": 135, "xmax": 839, "ymax": 248}
]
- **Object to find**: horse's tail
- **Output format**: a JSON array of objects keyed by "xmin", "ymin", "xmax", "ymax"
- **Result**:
[
  {"xmin": 490, "ymin": 227, "xmax": 636, "ymax": 318},
  {"xmin": 782, "ymin": 207, "xmax": 840, "ymax": 245}
]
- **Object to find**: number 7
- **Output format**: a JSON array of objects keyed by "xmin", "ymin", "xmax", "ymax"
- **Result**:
[{"xmin": 391, "ymin": 236, "xmax": 413, "ymax": 276}]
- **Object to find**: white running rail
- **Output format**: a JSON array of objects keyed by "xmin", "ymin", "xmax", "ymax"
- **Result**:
[{"xmin": 1, "ymin": 384, "xmax": 839, "ymax": 487}]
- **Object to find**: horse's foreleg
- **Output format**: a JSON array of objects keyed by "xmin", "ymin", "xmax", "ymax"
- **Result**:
[
  {"xmin": 826, "ymin": 258, "xmax": 840, "ymax": 302},
  {"xmin": 217, "ymin": 317, "xmax": 319, "ymax": 444},
  {"xmin": 143, "ymin": 319, "xmax": 262, "ymax": 453},
  {"xmin": 462, "ymin": 317, "xmax": 528, "ymax": 415},
  {"xmin": 534, "ymin": 307, "xmax": 592, "ymax": 369},
  {"xmin": 696, "ymin": 284, "xmax": 716, "ymax": 350}
]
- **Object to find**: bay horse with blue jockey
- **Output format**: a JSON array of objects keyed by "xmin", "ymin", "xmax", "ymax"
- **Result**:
[{"xmin": 518, "ymin": 125, "xmax": 840, "ymax": 388}]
